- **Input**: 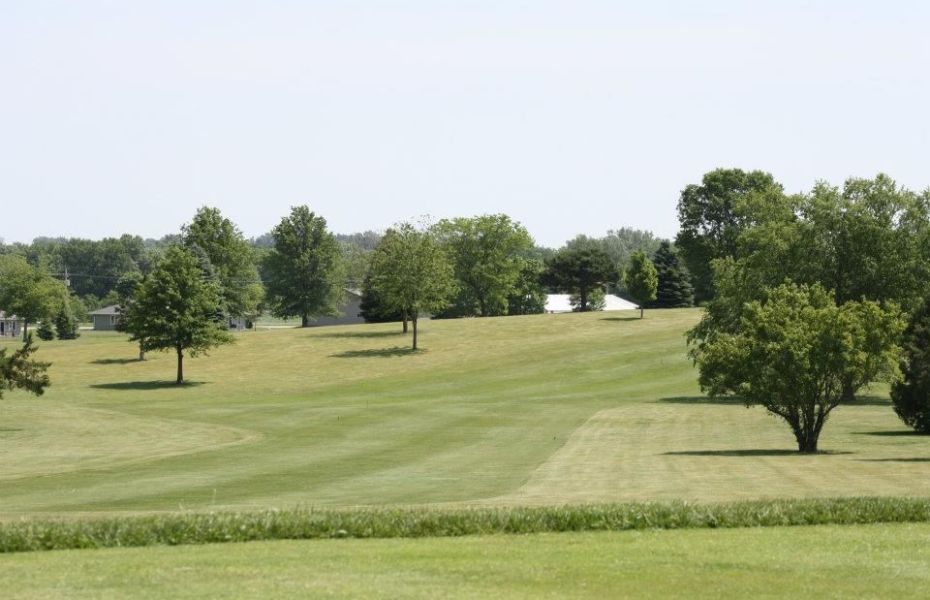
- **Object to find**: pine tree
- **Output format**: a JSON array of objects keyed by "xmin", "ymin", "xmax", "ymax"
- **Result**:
[
  {"xmin": 892, "ymin": 299, "xmax": 930, "ymax": 433},
  {"xmin": 649, "ymin": 241, "xmax": 694, "ymax": 308}
]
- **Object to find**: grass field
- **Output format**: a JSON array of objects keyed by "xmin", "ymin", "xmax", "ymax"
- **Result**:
[
  {"xmin": 3, "ymin": 308, "xmax": 930, "ymax": 517},
  {"xmin": 3, "ymin": 523, "xmax": 930, "ymax": 598}
]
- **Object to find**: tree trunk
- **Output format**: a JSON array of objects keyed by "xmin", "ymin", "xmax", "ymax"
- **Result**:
[
  {"xmin": 402, "ymin": 309, "xmax": 408, "ymax": 334},
  {"xmin": 640, "ymin": 306, "xmax": 644, "ymax": 319},
  {"xmin": 176, "ymin": 346, "xmax": 184, "ymax": 384},
  {"xmin": 796, "ymin": 435, "xmax": 818, "ymax": 453},
  {"xmin": 840, "ymin": 378, "xmax": 856, "ymax": 404},
  {"xmin": 580, "ymin": 290, "xmax": 588, "ymax": 311},
  {"xmin": 22, "ymin": 321, "xmax": 28, "ymax": 342},
  {"xmin": 139, "ymin": 345, "xmax": 146, "ymax": 361},
  {"xmin": 412, "ymin": 315, "xmax": 418, "ymax": 350},
  {"xmin": 301, "ymin": 314, "xmax": 310, "ymax": 327}
]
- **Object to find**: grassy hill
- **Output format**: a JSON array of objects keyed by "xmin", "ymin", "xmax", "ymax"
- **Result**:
[{"xmin": 2, "ymin": 309, "xmax": 930, "ymax": 517}]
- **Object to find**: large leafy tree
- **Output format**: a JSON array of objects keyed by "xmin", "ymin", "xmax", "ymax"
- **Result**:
[
  {"xmin": 675, "ymin": 168, "xmax": 783, "ymax": 302},
  {"xmin": 649, "ymin": 241, "xmax": 694, "ymax": 308},
  {"xmin": 543, "ymin": 246, "xmax": 618, "ymax": 312},
  {"xmin": 0, "ymin": 335, "xmax": 50, "ymax": 399},
  {"xmin": 369, "ymin": 224, "xmax": 455, "ymax": 350},
  {"xmin": 0, "ymin": 255, "xmax": 63, "ymax": 341},
  {"xmin": 181, "ymin": 207, "xmax": 264, "ymax": 321},
  {"xmin": 623, "ymin": 251, "xmax": 658, "ymax": 319},
  {"xmin": 263, "ymin": 206, "xmax": 346, "ymax": 327},
  {"xmin": 125, "ymin": 246, "xmax": 233, "ymax": 384},
  {"xmin": 432, "ymin": 214, "xmax": 534, "ymax": 317},
  {"xmin": 892, "ymin": 299, "xmax": 930, "ymax": 433},
  {"xmin": 692, "ymin": 283, "xmax": 903, "ymax": 453}
]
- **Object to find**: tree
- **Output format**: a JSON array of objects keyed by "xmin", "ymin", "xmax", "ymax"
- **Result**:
[
  {"xmin": 506, "ymin": 258, "xmax": 547, "ymax": 315},
  {"xmin": 544, "ymin": 246, "xmax": 618, "ymax": 312},
  {"xmin": 0, "ymin": 255, "xmax": 62, "ymax": 341},
  {"xmin": 649, "ymin": 241, "xmax": 693, "ymax": 308},
  {"xmin": 891, "ymin": 299, "xmax": 930, "ymax": 433},
  {"xmin": 0, "ymin": 335, "xmax": 50, "ymax": 399},
  {"xmin": 691, "ymin": 284, "xmax": 903, "ymax": 453},
  {"xmin": 358, "ymin": 270, "xmax": 406, "ymax": 325},
  {"xmin": 675, "ymin": 168, "xmax": 783, "ymax": 302},
  {"xmin": 114, "ymin": 272, "xmax": 147, "ymax": 360},
  {"xmin": 263, "ymin": 206, "xmax": 346, "ymax": 327},
  {"xmin": 432, "ymin": 214, "xmax": 534, "ymax": 317},
  {"xmin": 53, "ymin": 291, "xmax": 81, "ymax": 340},
  {"xmin": 369, "ymin": 223, "xmax": 455, "ymax": 350},
  {"xmin": 124, "ymin": 246, "xmax": 233, "ymax": 384},
  {"xmin": 624, "ymin": 251, "xmax": 658, "ymax": 318},
  {"xmin": 181, "ymin": 207, "xmax": 264, "ymax": 321}
]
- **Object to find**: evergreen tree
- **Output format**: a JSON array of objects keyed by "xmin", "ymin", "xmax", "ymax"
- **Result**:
[
  {"xmin": 649, "ymin": 241, "xmax": 694, "ymax": 308},
  {"xmin": 53, "ymin": 291, "xmax": 81, "ymax": 340},
  {"xmin": 892, "ymin": 299, "xmax": 930, "ymax": 433},
  {"xmin": 0, "ymin": 334, "xmax": 50, "ymax": 399},
  {"xmin": 358, "ymin": 271, "xmax": 406, "ymax": 324},
  {"xmin": 36, "ymin": 320, "xmax": 55, "ymax": 341}
]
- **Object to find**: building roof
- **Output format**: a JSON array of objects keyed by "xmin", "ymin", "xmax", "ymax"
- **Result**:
[
  {"xmin": 88, "ymin": 304, "xmax": 120, "ymax": 316},
  {"xmin": 545, "ymin": 294, "xmax": 638, "ymax": 313}
]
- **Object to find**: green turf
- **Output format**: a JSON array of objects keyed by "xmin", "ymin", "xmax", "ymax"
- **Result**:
[
  {"xmin": 2, "ymin": 523, "xmax": 929, "ymax": 599},
  {"xmin": 2, "ymin": 309, "xmax": 930, "ymax": 518}
]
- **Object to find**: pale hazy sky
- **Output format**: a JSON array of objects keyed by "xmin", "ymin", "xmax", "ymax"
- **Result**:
[{"xmin": 2, "ymin": 1, "xmax": 928, "ymax": 248}]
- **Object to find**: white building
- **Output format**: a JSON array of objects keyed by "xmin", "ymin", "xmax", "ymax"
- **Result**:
[{"xmin": 544, "ymin": 294, "xmax": 638, "ymax": 313}]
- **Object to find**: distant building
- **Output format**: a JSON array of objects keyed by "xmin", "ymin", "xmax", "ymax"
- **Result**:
[
  {"xmin": 544, "ymin": 294, "xmax": 638, "ymax": 313},
  {"xmin": 89, "ymin": 305, "xmax": 121, "ymax": 331},
  {"xmin": 0, "ymin": 310, "xmax": 24, "ymax": 338},
  {"xmin": 308, "ymin": 288, "xmax": 365, "ymax": 327}
]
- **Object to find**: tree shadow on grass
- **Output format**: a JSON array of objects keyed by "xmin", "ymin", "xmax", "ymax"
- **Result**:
[
  {"xmin": 855, "ymin": 430, "xmax": 926, "ymax": 437},
  {"xmin": 846, "ymin": 395, "xmax": 891, "ymax": 407},
  {"xmin": 664, "ymin": 449, "xmax": 853, "ymax": 457},
  {"xmin": 0, "ymin": 427, "xmax": 23, "ymax": 435},
  {"xmin": 861, "ymin": 457, "xmax": 930, "ymax": 462},
  {"xmin": 316, "ymin": 331, "xmax": 406, "ymax": 339},
  {"xmin": 330, "ymin": 346, "xmax": 417, "ymax": 359},
  {"xmin": 90, "ymin": 358, "xmax": 141, "ymax": 365},
  {"xmin": 657, "ymin": 396, "xmax": 747, "ymax": 406},
  {"xmin": 90, "ymin": 381, "xmax": 208, "ymax": 391},
  {"xmin": 600, "ymin": 317, "xmax": 640, "ymax": 322},
  {"xmin": 658, "ymin": 395, "xmax": 890, "ymax": 407}
]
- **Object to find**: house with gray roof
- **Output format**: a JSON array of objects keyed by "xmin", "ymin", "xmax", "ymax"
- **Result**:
[{"xmin": 89, "ymin": 305, "xmax": 121, "ymax": 331}]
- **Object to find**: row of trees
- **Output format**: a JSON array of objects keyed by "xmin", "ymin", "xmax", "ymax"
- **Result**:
[{"xmin": 679, "ymin": 169, "xmax": 930, "ymax": 451}]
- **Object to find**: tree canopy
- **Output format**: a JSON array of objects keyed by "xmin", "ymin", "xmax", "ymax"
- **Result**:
[
  {"xmin": 543, "ymin": 246, "xmax": 618, "ymax": 312},
  {"xmin": 623, "ymin": 250, "xmax": 658, "ymax": 318},
  {"xmin": 181, "ymin": 207, "xmax": 264, "ymax": 321},
  {"xmin": 369, "ymin": 223, "xmax": 455, "ymax": 350},
  {"xmin": 675, "ymin": 168, "xmax": 783, "ymax": 302},
  {"xmin": 432, "ymin": 214, "xmax": 535, "ymax": 317},
  {"xmin": 263, "ymin": 206, "xmax": 346, "ymax": 327},
  {"xmin": 124, "ymin": 246, "xmax": 233, "ymax": 384},
  {"xmin": 691, "ymin": 283, "xmax": 903, "ymax": 452},
  {"xmin": 0, "ymin": 255, "xmax": 63, "ymax": 340}
]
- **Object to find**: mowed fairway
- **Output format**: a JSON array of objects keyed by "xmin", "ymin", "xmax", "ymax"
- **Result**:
[
  {"xmin": 3, "ymin": 309, "xmax": 930, "ymax": 517},
  {"xmin": 3, "ymin": 523, "xmax": 930, "ymax": 599}
]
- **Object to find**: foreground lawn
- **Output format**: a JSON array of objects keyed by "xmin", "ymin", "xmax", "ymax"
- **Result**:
[
  {"xmin": 3, "ymin": 309, "xmax": 930, "ymax": 517},
  {"xmin": 2, "ymin": 523, "xmax": 929, "ymax": 599}
]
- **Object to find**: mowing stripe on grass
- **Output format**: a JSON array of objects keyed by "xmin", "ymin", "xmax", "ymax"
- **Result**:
[{"xmin": 5, "ymin": 496, "xmax": 930, "ymax": 553}]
